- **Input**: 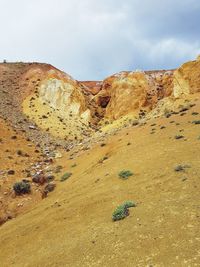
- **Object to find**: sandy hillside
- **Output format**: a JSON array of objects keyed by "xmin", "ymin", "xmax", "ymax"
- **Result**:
[{"xmin": 0, "ymin": 58, "xmax": 200, "ymax": 266}]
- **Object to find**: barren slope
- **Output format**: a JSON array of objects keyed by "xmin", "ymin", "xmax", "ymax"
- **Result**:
[
  {"xmin": 1, "ymin": 94, "xmax": 200, "ymax": 266},
  {"xmin": 1, "ymin": 56, "xmax": 200, "ymax": 266}
]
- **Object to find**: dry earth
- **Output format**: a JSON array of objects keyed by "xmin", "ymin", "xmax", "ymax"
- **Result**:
[{"xmin": 0, "ymin": 57, "xmax": 200, "ymax": 266}]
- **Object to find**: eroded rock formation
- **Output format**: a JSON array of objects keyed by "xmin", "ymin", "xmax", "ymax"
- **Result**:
[
  {"xmin": 0, "ymin": 56, "xmax": 200, "ymax": 143},
  {"xmin": 173, "ymin": 56, "xmax": 200, "ymax": 97}
]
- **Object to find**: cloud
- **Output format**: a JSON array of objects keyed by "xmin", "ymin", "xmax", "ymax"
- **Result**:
[{"xmin": 0, "ymin": 0, "xmax": 199, "ymax": 80}]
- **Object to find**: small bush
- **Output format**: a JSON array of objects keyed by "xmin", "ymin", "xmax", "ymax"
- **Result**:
[
  {"xmin": 118, "ymin": 170, "xmax": 133, "ymax": 180},
  {"xmin": 123, "ymin": 201, "xmax": 136, "ymax": 208},
  {"xmin": 164, "ymin": 108, "xmax": 172, "ymax": 118},
  {"xmin": 71, "ymin": 163, "xmax": 77, "ymax": 168},
  {"xmin": 174, "ymin": 164, "xmax": 191, "ymax": 172},
  {"xmin": 112, "ymin": 205, "xmax": 129, "ymax": 221},
  {"xmin": 132, "ymin": 120, "xmax": 139, "ymax": 126},
  {"xmin": 60, "ymin": 172, "xmax": 72, "ymax": 182},
  {"xmin": 112, "ymin": 201, "xmax": 136, "ymax": 221},
  {"xmin": 192, "ymin": 120, "xmax": 200, "ymax": 125},
  {"xmin": 13, "ymin": 181, "xmax": 31, "ymax": 195},
  {"xmin": 46, "ymin": 175, "xmax": 55, "ymax": 182},
  {"xmin": 174, "ymin": 165, "xmax": 184, "ymax": 172},
  {"xmin": 55, "ymin": 165, "xmax": 63, "ymax": 173}
]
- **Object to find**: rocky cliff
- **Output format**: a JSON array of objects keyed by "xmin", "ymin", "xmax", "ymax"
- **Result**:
[
  {"xmin": 22, "ymin": 65, "xmax": 91, "ymax": 140},
  {"xmin": 93, "ymin": 55, "xmax": 200, "ymax": 122},
  {"xmin": 173, "ymin": 56, "xmax": 200, "ymax": 97},
  {"xmin": 94, "ymin": 70, "xmax": 174, "ymax": 120},
  {"xmin": 1, "ymin": 57, "xmax": 200, "ymax": 266},
  {"xmin": 0, "ymin": 56, "xmax": 200, "ymax": 144}
]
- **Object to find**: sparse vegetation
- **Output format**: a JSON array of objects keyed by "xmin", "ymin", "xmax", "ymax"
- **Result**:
[
  {"xmin": 164, "ymin": 108, "xmax": 172, "ymax": 118},
  {"xmin": 118, "ymin": 170, "xmax": 133, "ymax": 179},
  {"xmin": 46, "ymin": 175, "xmax": 55, "ymax": 182},
  {"xmin": 1, "ymin": 59, "xmax": 200, "ymax": 265},
  {"xmin": 123, "ymin": 201, "xmax": 136, "ymax": 209},
  {"xmin": 174, "ymin": 165, "xmax": 184, "ymax": 172},
  {"xmin": 55, "ymin": 165, "xmax": 63, "ymax": 173},
  {"xmin": 132, "ymin": 120, "xmax": 139, "ymax": 126},
  {"xmin": 192, "ymin": 120, "xmax": 200, "ymax": 125},
  {"xmin": 71, "ymin": 163, "xmax": 77, "ymax": 168},
  {"xmin": 174, "ymin": 164, "xmax": 191, "ymax": 172},
  {"xmin": 60, "ymin": 172, "xmax": 72, "ymax": 181},
  {"xmin": 112, "ymin": 201, "xmax": 136, "ymax": 221},
  {"xmin": 13, "ymin": 181, "xmax": 31, "ymax": 195}
]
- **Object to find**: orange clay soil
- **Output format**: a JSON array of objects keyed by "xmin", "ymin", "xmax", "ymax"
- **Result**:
[
  {"xmin": 0, "ymin": 118, "xmax": 58, "ymax": 224},
  {"xmin": 0, "ymin": 95, "xmax": 200, "ymax": 266}
]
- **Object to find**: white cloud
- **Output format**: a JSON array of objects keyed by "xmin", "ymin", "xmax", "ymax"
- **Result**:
[{"xmin": 0, "ymin": 0, "xmax": 199, "ymax": 79}]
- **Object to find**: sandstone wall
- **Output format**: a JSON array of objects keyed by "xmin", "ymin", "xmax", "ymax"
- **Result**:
[{"xmin": 173, "ymin": 56, "xmax": 200, "ymax": 98}]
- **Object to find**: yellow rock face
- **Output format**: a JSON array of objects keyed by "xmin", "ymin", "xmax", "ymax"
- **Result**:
[
  {"xmin": 39, "ymin": 78, "xmax": 89, "ymax": 119},
  {"xmin": 173, "ymin": 57, "xmax": 200, "ymax": 97},
  {"xmin": 23, "ymin": 69, "xmax": 91, "ymax": 140},
  {"xmin": 104, "ymin": 72, "xmax": 148, "ymax": 120},
  {"xmin": 95, "ymin": 70, "xmax": 174, "ymax": 121}
]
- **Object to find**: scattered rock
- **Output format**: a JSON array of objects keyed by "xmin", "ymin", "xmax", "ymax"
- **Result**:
[
  {"xmin": 29, "ymin": 125, "xmax": 36, "ymax": 130},
  {"xmin": 7, "ymin": 170, "xmax": 15, "ymax": 175},
  {"xmin": 42, "ymin": 183, "xmax": 56, "ymax": 198},
  {"xmin": 32, "ymin": 173, "xmax": 46, "ymax": 185},
  {"xmin": 174, "ymin": 135, "xmax": 184, "ymax": 140}
]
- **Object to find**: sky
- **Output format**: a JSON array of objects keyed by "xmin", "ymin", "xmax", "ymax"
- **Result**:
[{"xmin": 0, "ymin": 0, "xmax": 200, "ymax": 80}]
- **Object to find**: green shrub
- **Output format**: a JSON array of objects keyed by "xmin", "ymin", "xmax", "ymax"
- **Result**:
[
  {"xmin": 112, "ymin": 201, "xmax": 136, "ymax": 221},
  {"xmin": 112, "ymin": 205, "xmax": 129, "ymax": 221},
  {"xmin": 13, "ymin": 181, "xmax": 31, "ymax": 195},
  {"xmin": 118, "ymin": 170, "xmax": 133, "ymax": 180},
  {"xmin": 60, "ymin": 172, "xmax": 72, "ymax": 182},
  {"xmin": 123, "ymin": 201, "xmax": 136, "ymax": 208}
]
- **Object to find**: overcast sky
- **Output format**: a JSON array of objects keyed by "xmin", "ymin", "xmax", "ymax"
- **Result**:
[{"xmin": 0, "ymin": 0, "xmax": 200, "ymax": 80}]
